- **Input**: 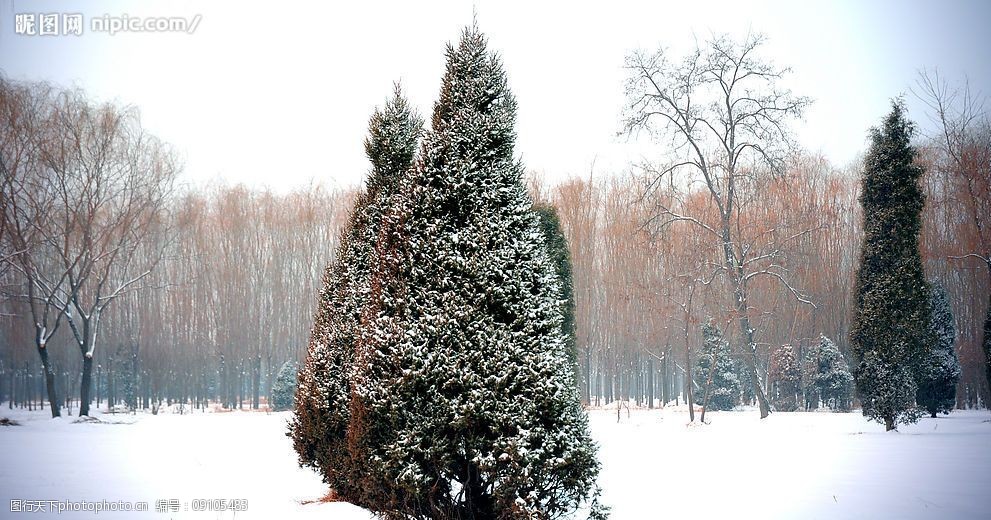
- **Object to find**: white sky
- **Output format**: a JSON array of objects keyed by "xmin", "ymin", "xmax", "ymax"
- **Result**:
[{"xmin": 1, "ymin": 0, "xmax": 989, "ymax": 192}]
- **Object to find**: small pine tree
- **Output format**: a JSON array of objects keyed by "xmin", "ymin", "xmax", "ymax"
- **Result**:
[
  {"xmin": 533, "ymin": 203, "xmax": 580, "ymax": 390},
  {"xmin": 696, "ymin": 320, "xmax": 741, "ymax": 412},
  {"xmin": 272, "ymin": 361, "xmax": 298, "ymax": 411},
  {"xmin": 350, "ymin": 26, "xmax": 604, "ymax": 519},
  {"xmin": 805, "ymin": 336, "xmax": 854, "ymax": 411},
  {"xmin": 850, "ymin": 101, "xmax": 931, "ymax": 431},
  {"xmin": 916, "ymin": 283, "xmax": 960, "ymax": 417},
  {"xmin": 290, "ymin": 85, "xmax": 422, "ymax": 502},
  {"xmin": 769, "ymin": 345, "xmax": 801, "ymax": 412},
  {"xmin": 116, "ymin": 363, "xmax": 138, "ymax": 412},
  {"xmin": 107, "ymin": 345, "xmax": 139, "ymax": 413}
]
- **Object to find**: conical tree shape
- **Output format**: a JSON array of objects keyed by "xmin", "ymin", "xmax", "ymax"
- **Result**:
[
  {"xmin": 272, "ymin": 360, "xmax": 299, "ymax": 412},
  {"xmin": 916, "ymin": 283, "xmax": 960, "ymax": 417},
  {"xmin": 850, "ymin": 100, "xmax": 932, "ymax": 431},
  {"xmin": 291, "ymin": 85, "xmax": 422, "ymax": 501},
  {"xmin": 769, "ymin": 345, "xmax": 801, "ymax": 411},
  {"xmin": 696, "ymin": 320, "xmax": 741, "ymax": 412},
  {"xmin": 351, "ymin": 26, "xmax": 603, "ymax": 519},
  {"xmin": 806, "ymin": 335, "xmax": 854, "ymax": 411}
]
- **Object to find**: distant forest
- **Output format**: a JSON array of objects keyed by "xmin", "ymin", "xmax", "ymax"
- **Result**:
[{"xmin": 1, "ymin": 63, "xmax": 988, "ymax": 415}]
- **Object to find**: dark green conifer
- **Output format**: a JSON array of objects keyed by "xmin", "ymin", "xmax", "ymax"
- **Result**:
[
  {"xmin": 351, "ymin": 26, "xmax": 604, "ymax": 519},
  {"xmin": 290, "ymin": 85, "xmax": 422, "ymax": 502},
  {"xmin": 850, "ymin": 101, "xmax": 931, "ymax": 431},
  {"xmin": 916, "ymin": 283, "xmax": 960, "ymax": 417},
  {"xmin": 696, "ymin": 320, "xmax": 741, "ymax": 412}
]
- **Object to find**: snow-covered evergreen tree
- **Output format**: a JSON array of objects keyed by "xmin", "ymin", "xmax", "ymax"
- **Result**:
[
  {"xmin": 108, "ymin": 347, "xmax": 139, "ymax": 413},
  {"xmin": 290, "ymin": 85, "xmax": 422, "ymax": 502},
  {"xmin": 850, "ymin": 101, "xmax": 931, "ymax": 430},
  {"xmin": 272, "ymin": 360, "xmax": 298, "ymax": 411},
  {"xmin": 916, "ymin": 283, "xmax": 960, "ymax": 417},
  {"xmin": 769, "ymin": 345, "xmax": 801, "ymax": 412},
  {"xmin": 805, "ymin": 335, "xmax": 854, "ymax": 411},
  {"xmin": 696, "ymin": 320, "xmax": 740, "ymax": 412},
  {"xmin": 533, "ymin": 203, "xmax": 581, "ymax": 391},
  {"xmin": 350, "ymin": 26, "xmax": 604, "ymax": 519},
  {"xmin": 117, "ymin": 362, "xmax": 138, "ymax": 412}
]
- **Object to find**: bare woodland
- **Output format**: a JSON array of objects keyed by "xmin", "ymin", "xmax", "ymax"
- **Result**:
[{"xmin": 1, "ymin": 43, "xmax": 989, "ymax": 416}]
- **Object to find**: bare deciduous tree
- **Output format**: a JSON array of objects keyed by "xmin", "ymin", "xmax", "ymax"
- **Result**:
[
  {"xmin": 915, "ymin": 69, "xmax": 991, "ymax": 400},
  {"xmin": 1, "ymin": 77, "xmax": 69, "ymax": 417},
  {"xmin": 623, "ymin": 33, "xmax": 813, "ymax": 418},
  {"xmin": 0, "ymin": 77, "xmax": 179, "ymax": 416}
]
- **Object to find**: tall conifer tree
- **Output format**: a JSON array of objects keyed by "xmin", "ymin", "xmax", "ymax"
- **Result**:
[
  {"xmin": 850, "ymin": 101, "xmax": 931, "ymax": 431},
  {"xmin": 805, "ymin": 335, "xmax": 854, "ymax": 411},
  {"xmin": 351, "ymin": 26, "xmax": 604, "ymax": 519}
]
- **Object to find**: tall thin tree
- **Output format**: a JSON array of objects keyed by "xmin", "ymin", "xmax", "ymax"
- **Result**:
[{"xmin": 850, "ymin": 101, "xmax": 931, "ymax": 431}]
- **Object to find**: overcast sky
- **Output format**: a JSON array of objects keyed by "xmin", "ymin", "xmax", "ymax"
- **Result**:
[{"xmin": 1, "ymin": 0, "xmax": 989, "ymax": 191}]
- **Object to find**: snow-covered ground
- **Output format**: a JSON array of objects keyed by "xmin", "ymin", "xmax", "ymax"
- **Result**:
[
  {"xmin": 1, "ymin": 405, "xmax": 989, "ymax": 519},
  {"xmin": 595, "ymin": 406, "xmax": 990, "ymax": 519}
]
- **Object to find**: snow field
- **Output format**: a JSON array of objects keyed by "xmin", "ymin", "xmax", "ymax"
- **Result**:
[{"xmin": 1, "ymin": 405, "xmax": 988, "ymax": 519}]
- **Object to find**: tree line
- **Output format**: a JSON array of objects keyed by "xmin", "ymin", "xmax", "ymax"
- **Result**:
[
  {"xmin": 538, "ymin": 135, "xmax": 986, "ymax": 413},
  {"xmin": 1, "ymin": 38, "xmax": 988, "ymax": 420},
  {"xmin": 533, "ymin": 39, "xmax": 989, "ymax": 416},
  {"xmin": 0, "ymin": 77, "xmax": 349, "ymax": 415}
]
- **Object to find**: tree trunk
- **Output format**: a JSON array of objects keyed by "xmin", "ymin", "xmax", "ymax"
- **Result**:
[
  {"xmin": 983, "ymin": 276, "xmax": 991, "ymax": 404},
  {"xmin": 647, "ymin": 356, "xmax": 655, "ymax": 409},
  {"xmin": 726, "ymin": 262, "xmax": 771, "ymax": 419},
  {"xmin": 595, "ymin": 370, "xmax": 601, "ymax": 407},
  {"xmin": 79, "ymin": 355, "xmax": 94, "ymax": 416},
  {"xmin": 96, "ymin": 364, "xmax": 102, "ymax": 408},
  {"xmin": 884, "ymin": 416, "xmax": 895, "ymax": 431},
  {"xmin": 700, "ymin": 339, "xmax": 719, "ymax": 423},
  {"xmin": 252, "ymin": 353, "xmax": 261, "ymax": 410},
  {"xmin": 464, "ymin": 464, "xmax": 493, "ymax": 519},
  {"xmin": 684, "ymin": 317, "xmax": 695, "ymax": 422},
  {"xmin": 659, "ymin": 352, "xmax": 668, "ymax": 407},
  {"xmin": 584, "ymin": 348, "xmax": 591, "ymax": 406},
  {"xmin": 37, "ymin": 344, "xmax": 60, "ymax": 418},
  {"xmin": 714, "ymin": 212, "xmax": 773, "ymax": 419}
]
